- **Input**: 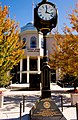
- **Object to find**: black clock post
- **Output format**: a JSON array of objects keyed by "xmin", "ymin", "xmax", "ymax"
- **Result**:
[
  {"xmin": 30, "ymin": 0, "xmax": 67, "ymax": 120},
  {"xmin": 34, "ymin": 0, "xmax": 58, "ymax": 98},
  {"xmin": 41, "ymin": 31, "xmax": 51, "ymax": 99}
]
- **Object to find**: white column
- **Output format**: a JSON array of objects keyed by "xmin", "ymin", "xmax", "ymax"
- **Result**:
[
  {"xmin": 27, "ymin": 73, "xmax": 29, "ymax": 83},
  {"xmin": 27, "ymin": 56, "xmax": 29, "ymax": 71},
  {"xmin": 38, "ymin": 56, "xmax": 40, "ymax": 72},
  {"xmin": 20, "ymin": 59, "xmax": 22, "ymax": 83},
  {"xmin": 27, "ymin": 56, "xmax": 29, "ymax": 83}
]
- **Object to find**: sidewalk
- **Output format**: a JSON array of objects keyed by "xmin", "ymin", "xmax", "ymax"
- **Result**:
[{"xmin": 0, "ymin": 83, "xmax": 77, "ymax": 120}]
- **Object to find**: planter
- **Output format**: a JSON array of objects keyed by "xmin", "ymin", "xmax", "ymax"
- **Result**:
[
  {"xmin": 71, "ymin": 93, "xmax": 78, "ymax": 105},
  {"xmin": 0, "ymin": 88, "xmax": 8, "ymax": 108},
  {"xmin": 0, "ymin": 91, "xmax": 4, "ymax": 108}
]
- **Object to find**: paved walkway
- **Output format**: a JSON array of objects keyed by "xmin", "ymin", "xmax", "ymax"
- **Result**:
[{"xmin": 0, "ymin": 83, "xmax": 77, "ymax": 120}]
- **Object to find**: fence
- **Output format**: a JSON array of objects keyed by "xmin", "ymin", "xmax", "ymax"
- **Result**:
[
  {"xmin": 19, "ymin": 95, "xmax": 38, "ymax": 120},
  {"xmin": 19, "ymin": 95, "xmax": 78, "ymax": 120}
]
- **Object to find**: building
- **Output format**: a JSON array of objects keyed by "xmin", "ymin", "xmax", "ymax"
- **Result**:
[{"xmin": 11, "ymin": 22, "xmax": 58, "ymax": 89}]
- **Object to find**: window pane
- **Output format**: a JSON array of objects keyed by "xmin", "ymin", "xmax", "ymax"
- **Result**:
[
  {"xmin": 30, "ymin": 36, "xmax": 36, "ymax": 48},
  {"xmin": 22, "ymin": 73, "xmax": 27, "ymax": 83},
  {"xmin": 41, "ymin": 38, "xmax": 44, "ymax": 48},
  {"xmin": 30, "ymin": 59, "xmax": 37, "ymax": 71},
  {"xmin": 17, "ymin": 62, "xmax": 20, "ymax": 71},
  {"xmin": 23, "ymin": 59, "xmax": 27, "ymax": 71},
  {"xmin": 17, "ymin": 73, "xmax": 20, "ymax": 83},
  {"xmin": 23, "ymin": 37, "xmax": 26, "ymax": 49}
]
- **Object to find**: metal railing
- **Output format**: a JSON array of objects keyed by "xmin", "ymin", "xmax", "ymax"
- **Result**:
[{"xmin": 19, "ymin": 94, "xmax": 78, "ymax": 120}]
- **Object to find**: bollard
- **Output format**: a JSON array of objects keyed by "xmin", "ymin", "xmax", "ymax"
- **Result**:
[
  {"xmin": 20, "ymin": 102, "xmax": 22, "ymax": 120},
  {"xmin": 76, "ymin": 102, "xmax": 78, "ymax": 120},
  {"xmin": 23, "ymin": 96, "xmax": 25, "ymax": 112},
  {"xmin": 0, "ymin": 91, "xmax": 4, "ymax": 108},
  {"xmin": 30, "ymin": 110, "xmax": 31, "ymax": 120},
  {"xmin": 60, "ymin": 95, "xmax": 63, "ymax": 112}
]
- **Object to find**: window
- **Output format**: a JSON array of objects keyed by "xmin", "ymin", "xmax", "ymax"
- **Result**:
[
  {"xmin": 22, "ymin": 73, "xmax": 27, "ymax": 83},
  {"xmin": 30, "ymin": 59, "xmax": 37, "ymax": 71},
  {"xmin": 17, "ymin": 74, "xmax": 20, "ymax": 83},
  {"xmin": 22, "ymin": 37, "xmax": 26, "ymax": 49},
  {"xmin": 30, "ymin": 36, "xmax": 36, "ymax": 48},
  {"xmin": 23, "ymin": 59, "xmax": 27, "ymax": 71},
  {"xmin": 41, "ymin": 38, "xmax": 44, "ymax": 48}
]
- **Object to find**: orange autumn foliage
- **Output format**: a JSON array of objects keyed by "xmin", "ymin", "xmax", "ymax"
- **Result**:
[
  {"xmin": 0, "ymin": 5, "xmax": 24, "ymax": 87},
  {"xmin": 50, "ymin": 3, "xmax": 78, "ymax": 77}
]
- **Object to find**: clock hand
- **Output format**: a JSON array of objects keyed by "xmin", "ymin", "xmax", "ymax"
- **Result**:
[
  {"xmin": 45, "ymin": 7, "xmax": 53, "ymax": 14},
  {"xmin": 45, "ymin": 5, "xmax": 48, "ymax": 13},
  {"xmin": 46, "ymin": 11, "xmax": 53, "ymax": 15},
  {"xmin": 46, "ymin": 11, "xmax": 50, "ymax": 14}
]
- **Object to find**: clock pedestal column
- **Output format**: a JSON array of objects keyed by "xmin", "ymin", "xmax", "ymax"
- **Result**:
[{"xmin": 41, "ymin": 32, "xmax": 51, "ymax": 99}]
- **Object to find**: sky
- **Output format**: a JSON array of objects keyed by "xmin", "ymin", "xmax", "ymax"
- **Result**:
[{"xmin": 0, "ymin": 0, "xmax": 77, "ymax": 33}]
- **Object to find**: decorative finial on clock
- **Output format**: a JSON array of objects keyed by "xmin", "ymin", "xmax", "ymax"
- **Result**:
[{"xmin": 42, "ymin": 0, "xmax": 48, "ymax": 2}]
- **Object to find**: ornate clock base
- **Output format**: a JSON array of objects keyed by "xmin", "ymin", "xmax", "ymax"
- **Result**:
[{"xmin": 30, "ymin": 98, "xmax": 67, "ymax": 120}]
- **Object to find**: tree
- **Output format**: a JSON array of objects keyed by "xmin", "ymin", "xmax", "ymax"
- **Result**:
[
  {"xmin": 49, "ymin": 3, "xmax": 78, "ymax": 78},
  {"xmin": 0, "ymin": 5, "xmax": 24, "ymax": 87}
]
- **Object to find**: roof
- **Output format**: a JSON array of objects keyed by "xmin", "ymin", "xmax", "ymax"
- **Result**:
[{"xmin": 21, "ymin": 22, "xmax": 37, "ymax": 32}]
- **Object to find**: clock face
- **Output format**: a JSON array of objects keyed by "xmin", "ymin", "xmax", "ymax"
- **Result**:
[{"xmin": 38, "ymin": 3, "xmax": 56, "ymax": 21}]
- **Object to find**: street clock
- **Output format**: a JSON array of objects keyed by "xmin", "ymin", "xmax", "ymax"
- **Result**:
[
  {"xmin": 34, "ymin": 1, "xmax": 58, "ymax": 34},
  {"xmin": 38, "ymin": 3, "xmax": 56, "ymax": 21}
]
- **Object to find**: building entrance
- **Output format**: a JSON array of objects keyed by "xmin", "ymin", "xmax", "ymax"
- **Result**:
[{"xmin": 29, "ymin": 74, "xmax": 41, "ymax": 90}]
